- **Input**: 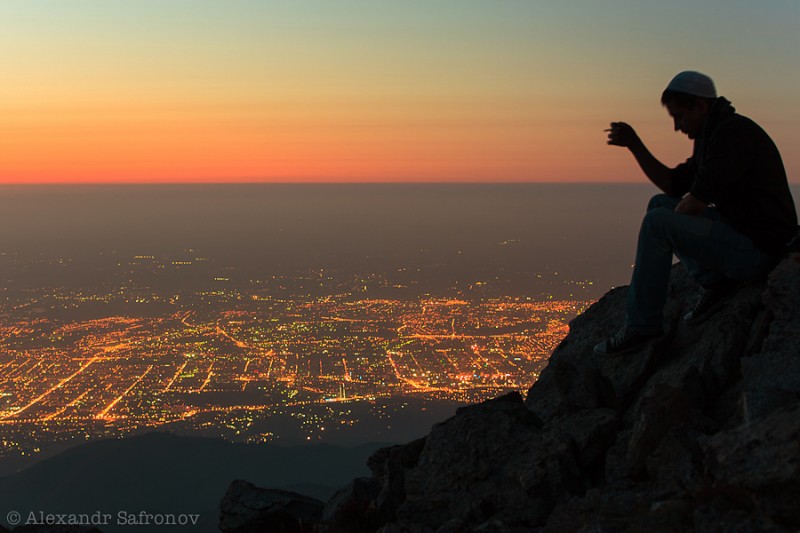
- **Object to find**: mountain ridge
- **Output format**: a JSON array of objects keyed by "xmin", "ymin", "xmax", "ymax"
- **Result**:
[{"xmin": 0, "ymin": 432, "xmax": 384, "ymax": 533}]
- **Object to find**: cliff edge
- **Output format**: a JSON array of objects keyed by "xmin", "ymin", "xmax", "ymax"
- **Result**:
[{"xmin": 221, "ymin": 254, "xmax": 800, "ymax": 532}]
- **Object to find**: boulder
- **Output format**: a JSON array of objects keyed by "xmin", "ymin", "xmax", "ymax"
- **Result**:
[
  {"xmin": 367, "ymin": 437, "xmax": 426, "ymax": 523},
  {"xmin": 219, "ymin": 480, "xmax": 323, "ymax": 533},
  {"xmin": 389, "ymin": 392, "xmax": 572, "ymax": 530},
  {"xmin": 703, "ymin": 402, "xmax": 800, "ymax": 529},
  {"xmin": 319, "ymin": 477, "xmax": 382, "ymax": 533},
  {"xmin": 740, "ymin": 254, "xmax": 800, "ymax": 424}
]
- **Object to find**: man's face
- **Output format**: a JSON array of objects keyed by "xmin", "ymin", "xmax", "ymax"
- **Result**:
[{"xmin": 665, "ymin": 100, "xmax": 709, "ymax": 140}]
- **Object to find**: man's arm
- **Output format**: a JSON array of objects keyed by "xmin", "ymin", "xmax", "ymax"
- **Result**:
[
  {"xmin": 674, "ymin": 193, "xmax": 706, "ymax": 216},
  {"xmin": 606, "ymin": 122, "xmax": 679, "ymax": 195}
]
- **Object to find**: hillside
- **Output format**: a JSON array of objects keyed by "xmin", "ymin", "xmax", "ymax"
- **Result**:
[{"xmin": 0, "ymin": 433, "xmax": 382, "ymax": 533}]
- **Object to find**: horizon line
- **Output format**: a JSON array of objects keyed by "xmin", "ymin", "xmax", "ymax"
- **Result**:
[
  {"xmin": 0, "ymin": 180, "xmax": 663, "ymax": 186},
  {"xmin": 3, "ymin": 180, "xmax": 800, "ymax": 187}
]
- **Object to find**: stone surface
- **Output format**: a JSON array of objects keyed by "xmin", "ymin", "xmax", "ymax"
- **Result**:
[
  {"xmin": 739, "ymin": 253, "xmax": 800, "ymax": 424},
  {"xmin": 549, "ymin": 408, "xmax": 619, "ymax": 469},
  {"xmin": 760, "ymin": 254, "xmax": 800, "ymax": 353},
  {"xmin": 319, "ymin": 477, "xmax": 382, "ymax": 533},
  {"xmin": 366, "ymin": 437, "xmax": 426, "ymax": 523},
  {"xmin": 524, "ymin": 287, "xmax": 627, "ymax": 422},
  {"xmin": 218, "ymin": 480, "xmax": 322, "ymax": 533},
  {"xmin": 741, "ymin": 352, "xmax": 800, "ymax": 424},
  {"xmin": 391, "ymin": 392, "xmax": 567, "ymax": 530},
  {"xmin": 703, "ymin": 402, "xmax": 800, "ymax": 528},
  {"xmin": 544, "ymin": 487, "xmax": 691, "ymax": 533}
]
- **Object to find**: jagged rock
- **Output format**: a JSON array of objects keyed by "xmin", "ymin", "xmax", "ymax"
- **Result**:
[
  {"xmin": 628, "ymin": 277, "xmax": 767, "ymax": 428},
  {"xmin": 544, "ymin": 487, "xmax": 691, "ymax": 532},
  {"xmin": 471, "ymin": 519, "xmax": 530, "ymax": 533},
  {"xmin": 367, "ymin": 437, "xmax": 426, "ymax": 523},
  {"xmin": 740, "ymin": 254, "xmax": 800, "ymax": 424},
  {"xmin": 527, "ymin": 263, "xmax": 772, "ymax": 429},
  {"xmin": 548, "ymin": 408, "xmax": 619, "ymax": 470},
  {"xmin": 386, "ymin": 392, "xmax": 576, "ymax": 530},
  {"xmin": 524, "ymin": 287, "xmax": 627, "ymax": 422},
  {"xmin": 760, "ymin": 254, "xmax": 800, "ymax": 353},
  {"xmin": 376, "ymin": 524, "xmax": 433, "ymax": 533},
  {"xmin": 532, "ymin": 256, "xmax": 800, "ymax": 530},
  {"xmin": 645, "ymin": 428, "xmax": 705, "ymax": 492},
  {"xmin": 524, "ymin": 265, "xmax": 696, "ymax": 423},
  {"xmin": 691, "ymin": 504, "xmax": 788, "ymax": 533},
  {"xmin": 702, "ymin": 402, "xmax": 800, "ymax": 529},
  {"xmin": 218, "ymin": 480, "xmax": 323, "ymax": 533},
  {"xmin": 319, "ymin": 477, "xmax": 382, "ymax": 533},
  {"xmin": 603, "ymin": 428, "xmax": 633, "ymax": 485},
  {"xmin": 740, "ymin": 353, "xmax": 800, "ymax": 424},
  {"xmin": 625, "ymin": 382, "xmax": 716, "ymax": 481}
]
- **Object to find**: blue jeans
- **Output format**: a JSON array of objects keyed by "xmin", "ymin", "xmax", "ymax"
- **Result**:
[{"xmin": 626, "ymin": 194, "xmax": 776, "ymax": 333}]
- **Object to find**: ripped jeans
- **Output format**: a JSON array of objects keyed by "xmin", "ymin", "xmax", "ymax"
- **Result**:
[{"xmin": 626, "ymin": 194, "xmax": 776, "ymax": 334}]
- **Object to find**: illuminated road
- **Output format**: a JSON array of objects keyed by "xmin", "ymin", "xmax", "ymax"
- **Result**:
[
  {"xmin": 2, "ymin": 356, "xmax": 101, "ymax": 421},
  {"xmin": 163, "ymin": 361, "xmax": 188, "ymax": 392},
  {"xmin": 97, "ymin": 365, "xmax": 153, "ymax": 420}
]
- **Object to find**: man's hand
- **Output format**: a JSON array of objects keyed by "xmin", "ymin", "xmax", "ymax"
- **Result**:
[
  {"xmin": 674, "ymin": 193, "xmax": 706, "ymax": 216},
  {"xmin": 605, "ymin": 122, "xmax": 640, "ymax": 148},
  {"xmin": 606, "ymin": 120, "xmax": 675, "ymax": 195}
]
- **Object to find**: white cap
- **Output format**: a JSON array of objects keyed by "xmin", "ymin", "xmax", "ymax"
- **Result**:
[{"xmin": 665, "ymin": 71, "xmax": 717, "ymax": 98}]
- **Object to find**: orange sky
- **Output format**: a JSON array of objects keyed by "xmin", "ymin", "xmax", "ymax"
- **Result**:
[{"xmin": 2, "ymin": 1, "xmax": 799, "ymax": 184}]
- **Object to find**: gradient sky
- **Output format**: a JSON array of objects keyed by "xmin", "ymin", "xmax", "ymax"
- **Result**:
[{"xmin": 2, "ymin": 1, "xmax": 799, "ymax": 183}]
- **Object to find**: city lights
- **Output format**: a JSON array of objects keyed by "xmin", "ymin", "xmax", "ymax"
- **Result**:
[{"xmin": 0, "ymin": 253, "xmax": 590, "ymax": 462}]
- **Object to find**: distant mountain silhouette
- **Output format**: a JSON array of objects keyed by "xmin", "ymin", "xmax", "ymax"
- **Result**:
[{"xmin": 0, "ymin": 432, "xmax": 384, "ymax": 533}]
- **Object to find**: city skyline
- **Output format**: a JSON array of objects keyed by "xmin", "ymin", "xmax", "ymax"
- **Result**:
[{"xmin": 2, "ymin": 1, "xmax": 799, "ymax": 184}]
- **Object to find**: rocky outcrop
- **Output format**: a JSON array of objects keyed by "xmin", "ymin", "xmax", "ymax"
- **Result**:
[
  {"xmin": 224, "ymin": 254, "xmax": 800, "ymax": 532},
  {"xmin": 219, "ymin": 480, "xmax": 323, "ymax": 533}
]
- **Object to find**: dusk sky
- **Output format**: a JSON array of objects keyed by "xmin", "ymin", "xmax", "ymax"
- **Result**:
[{"xmin": 2, "ymin": 1, "xmax": 799, "ymax": 184}]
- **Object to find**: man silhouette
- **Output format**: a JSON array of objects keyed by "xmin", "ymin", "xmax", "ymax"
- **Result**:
[{"xmin": 595, "ymin": 71, "xmax": 797, "ymax": 355}]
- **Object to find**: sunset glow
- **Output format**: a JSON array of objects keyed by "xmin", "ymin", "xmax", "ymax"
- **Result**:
[{"xmin": 2, "ymin": 1, "xmax": 799, "ymax": 184}]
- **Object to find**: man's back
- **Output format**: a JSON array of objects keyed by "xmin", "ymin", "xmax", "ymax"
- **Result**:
[{"xmin": 681, "ymin": 98, "xmax": 796, "ymax": 255}]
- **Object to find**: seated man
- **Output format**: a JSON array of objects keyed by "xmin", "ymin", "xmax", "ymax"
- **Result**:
[{"xmin": 595, "ymin": 71, "xmax": 797, "ymax": 355}]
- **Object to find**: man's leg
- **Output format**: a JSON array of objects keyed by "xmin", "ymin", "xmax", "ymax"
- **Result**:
[
  {"xmin": 642, "ymin": 194, "xmax": 725, "ymax": 285},
  {"xmin": 625, "ymin": 195, "xmax": 772, "ymax": 333}
]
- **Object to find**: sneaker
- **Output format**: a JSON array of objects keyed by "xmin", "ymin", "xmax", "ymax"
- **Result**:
[
  {"xmin": 594, "ymin": 327, "xmax": 660, "ymax": 356},
  {"xmin": 684, "ymin": 280, "xmax": 738, "ymax": 325}
]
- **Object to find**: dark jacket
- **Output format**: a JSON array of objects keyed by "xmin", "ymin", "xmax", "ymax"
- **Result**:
[{"xmin": 670, "ymin": 97, "xmax": 797, "ymax": 256}]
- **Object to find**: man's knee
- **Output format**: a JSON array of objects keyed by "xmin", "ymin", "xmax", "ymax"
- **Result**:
[
  {"xmin": 647, "ymin": 193, "xmax": 681, "ymax": 212},
  {"xmin": 642, "ymin": 206, "xmax": 678, "ymax": 234}
]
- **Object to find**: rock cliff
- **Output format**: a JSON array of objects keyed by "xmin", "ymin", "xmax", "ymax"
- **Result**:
[{"xmin": 221, "ymin": 254, "xmax": 800, "ymax": 532}]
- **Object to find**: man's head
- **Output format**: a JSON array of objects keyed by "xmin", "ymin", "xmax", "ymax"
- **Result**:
[{"xmin": 661, "ymin": 71, "xmax": 717, "ymax": 140}]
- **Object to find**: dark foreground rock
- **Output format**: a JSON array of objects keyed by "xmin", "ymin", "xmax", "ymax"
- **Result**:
[
  {"xmin": 219, "ymin": 480, "xmax": 322, "ymax": 533},
  {"xmin": 224, "ymin": 254, "xmax": 800, "ymax": 532}
]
